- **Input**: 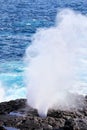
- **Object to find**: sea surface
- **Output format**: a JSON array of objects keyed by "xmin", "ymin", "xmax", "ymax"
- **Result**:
[{"xmin": 0, "ymin": 0, "xmax": 87, "ymax": 101}]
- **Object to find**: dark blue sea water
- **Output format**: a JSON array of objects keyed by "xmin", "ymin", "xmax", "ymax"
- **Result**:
[{"xmin": 0, "ymin": 0, "xmax": 87, "ymax": 101}]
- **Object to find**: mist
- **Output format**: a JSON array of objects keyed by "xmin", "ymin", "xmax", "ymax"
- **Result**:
[{"xmin": 25, "ymin": 9, "xmax": 87, "ymax": 117}]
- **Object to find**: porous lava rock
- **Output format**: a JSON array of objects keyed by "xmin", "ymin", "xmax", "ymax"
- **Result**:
[{"xmin": 0, "ymin": 96, "xmax": 87, "ymax": 130}]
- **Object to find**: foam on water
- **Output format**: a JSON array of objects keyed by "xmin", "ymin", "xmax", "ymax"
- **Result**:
[
  {"xmin": 0, "ymin": 82, "xmax": 5, "ymax": 102},
  {"xmin": 25, "ymin": 9, "xmax": 87, "ymax": 117},
  {"xmin": 0, "ymin": 61, "xmax": 26, "ymax": 102}
]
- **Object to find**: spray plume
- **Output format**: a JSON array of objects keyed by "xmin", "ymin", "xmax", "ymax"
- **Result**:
[{"xmin": 25, "ymin": 9, "xmax": 87, "ymax": 117}]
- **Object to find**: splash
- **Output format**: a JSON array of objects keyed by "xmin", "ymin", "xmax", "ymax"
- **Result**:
[{"xmin": 25, "ymin": 9, "xmax": 87, "ymax": 117}]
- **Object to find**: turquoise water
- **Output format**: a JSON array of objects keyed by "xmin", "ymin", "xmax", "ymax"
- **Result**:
[{"xmin": 0, "ymin": 0, "xmax": 87, "ymax": 101}]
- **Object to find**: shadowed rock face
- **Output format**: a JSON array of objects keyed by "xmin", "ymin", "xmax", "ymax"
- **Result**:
[{"xmin": 0, "ymin": 96, "xmax": 87, "ymax": 130}]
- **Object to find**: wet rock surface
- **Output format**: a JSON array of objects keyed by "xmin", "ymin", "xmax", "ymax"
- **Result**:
[{"xmin": 0, "ymin": 96, "xmax": 87, "ymax": 130}]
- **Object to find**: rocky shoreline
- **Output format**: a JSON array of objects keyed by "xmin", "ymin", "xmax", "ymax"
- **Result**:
[{"xmin": 0, "ymin": 96, "xmax": 87, "ymax": 130}]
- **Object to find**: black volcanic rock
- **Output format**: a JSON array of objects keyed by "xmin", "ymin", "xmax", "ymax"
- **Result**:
[
  {"xmin": 0, "ymin": 96, "xmax": 87, "ymax": 130},
  {"xmin": 64, "ymin": 118, "xmax": 87, "ymax": 130},
  {"xmin": 0, "ymin": 99, "xmax": 26, "ymax": 114},
  {"xmin": 0, "ymin": 126, "xmax": 6, "ymax": 130}
]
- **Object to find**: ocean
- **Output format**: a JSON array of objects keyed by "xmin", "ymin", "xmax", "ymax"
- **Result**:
[{"xmin": 0, "ymin": 0, "xmax": 87, "ymax": 102}]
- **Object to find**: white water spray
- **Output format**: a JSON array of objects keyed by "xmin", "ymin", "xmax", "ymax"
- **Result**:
[{"xmin": 25, "ymin": 9, "xmax": 87, "ymax": 117}]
